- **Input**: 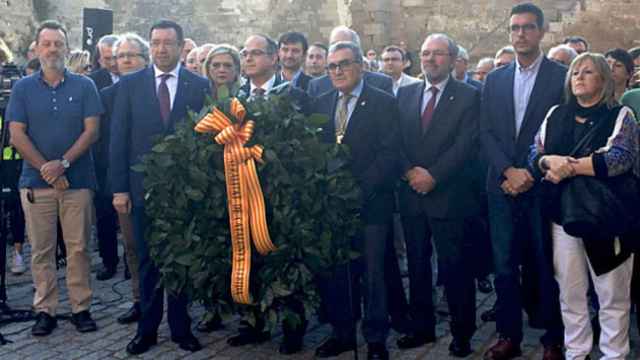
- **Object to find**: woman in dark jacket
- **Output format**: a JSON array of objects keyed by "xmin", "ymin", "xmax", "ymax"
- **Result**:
[
  {"xmin": 529, "ymin": 52, "xmax": 640, "ymax": 360},
  {"xmin": 202, "ymin": 44, "xmax": 241, "ymax": 100}
]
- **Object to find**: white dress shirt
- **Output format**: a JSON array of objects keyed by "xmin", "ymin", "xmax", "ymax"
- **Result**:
[
  {"xmin": 336, "ymin": 79, "xmax": 364, "ymax": 129},
  {"xmin": 421, "ymin": 75, "xmax": 450, "ymax": 114},
  {"xmin": 249, "ymin": 74, "xmax": 276, "ymax": 96},
  {"xmin": 513, "ymin": 52, "xmax": 543, "ymax": 136},
  {"xmin": 110, "ymin": 72, "xmax": 120, "ymax": 84},
  {"xmin": 154, "ymin": 63, "xmax": 180, "ymax": 109},
  {"xmin": 393, "ymin": 73, "xmax": 421, "ymax": 96}
]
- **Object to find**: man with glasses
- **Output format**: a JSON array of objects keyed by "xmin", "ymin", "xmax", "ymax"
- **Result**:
[
  {"xmin": 394, "ymin": 33, "xmax": 481, "ymax": 357},
  {"xmin": 380, "ymin": 45, "xmax": 420, "ymax": 96},
  {"xmin": 481, "ymin": 3, "xmax": 566, "ymax": 359},
  {"xmin": 110, "ymin": 20, "xmax": 209, "ymax": 355},
  {"xmin": 89, "ymin": 35, "xmax": 120, "ymax": 91},
  {"xmin": 239, "ymin": 34, "xmax": 286, "ymax": 97},
  {"xmin": 312, "ymin": 41, "xmax": 400, "ymax": 360},
  {"xmin": 96, "ymin": 32, "xmax": 150, "ymax": 327}
]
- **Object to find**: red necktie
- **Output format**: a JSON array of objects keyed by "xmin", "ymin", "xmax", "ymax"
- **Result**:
[
  {"xmin": 158, "ymin": 73, "xmax": 172, "ymax": 126},
  {"xmin": 421, "ymin": 86, "xmax": 439, "ymax": 133}
]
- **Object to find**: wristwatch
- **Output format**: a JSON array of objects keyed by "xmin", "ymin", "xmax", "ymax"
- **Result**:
[{"xmin": 61, "ymin": 158, "xmax": 70, "ymax": 169}]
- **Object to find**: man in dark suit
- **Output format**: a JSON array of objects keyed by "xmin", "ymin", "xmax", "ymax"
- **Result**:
[
  {"xmin": 481, "ymin": 4, "xmax": 566, "ymax": 360},
  {"xmin": 307, "ymin": 26, "xmax": 394, "ymax": 97},
  {"xmin": 277, "ymin": 31, "xmax": 312, "ymax": 91},
  {"xmin": 88, "ymin": 33, "xmax": 122, "ymax": 282},
  {"xmin": 395, "ymin": 33, "xmax": 480, "ymax": 357},
  {"xmin": 312, "ymin": 41, "xmax": 400, "ymax": 360},
  {"xmin": 452, "ymin": 45, "xmax": 483, "ymax": 91},
  {"xmin": 110, "ymin": 20, "xmax": 209, "ymax": 355}
]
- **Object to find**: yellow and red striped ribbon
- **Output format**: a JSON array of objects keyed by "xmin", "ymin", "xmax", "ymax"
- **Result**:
[{"xmin": 194, "ymin": 98, "xmax": 276, "ymax": 304}]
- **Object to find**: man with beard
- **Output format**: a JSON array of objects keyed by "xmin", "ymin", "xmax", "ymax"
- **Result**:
[
  {"xmin": 6, "ymin": 20, "xmax": 102, "ymax": 336},
  {"xmin": 278, "ymin": 32, "xmax": 312, "ymax": 91},
  {"xmin": 305, "ymin": 43, "xmax": 328, "ymax": 78}
]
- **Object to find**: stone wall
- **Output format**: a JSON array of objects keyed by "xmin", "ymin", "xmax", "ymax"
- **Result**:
[{"xmin": 1, "ymin": 0, "xmax": 639, "ymax": 64}]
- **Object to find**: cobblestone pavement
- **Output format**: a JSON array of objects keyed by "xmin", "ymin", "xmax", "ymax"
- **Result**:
[{"xmin": 0, "ymin": 241, "xmax": 638, "ymax": 359}]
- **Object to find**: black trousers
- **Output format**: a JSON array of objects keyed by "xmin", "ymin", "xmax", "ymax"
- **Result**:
[
  {"xmin": 132, "ymin": 206, "xmax": 191, "ymax": 338},
  {"xmin": 402, "ymin": 214, "xmax": 477, "ymax": 340},
  {"xmin": 320, "ymin": 223, "xmax": 390, "ymax": 343},
  {"xmin": 95, "ymin": 194, "xmax": 119, "ymax": 269}
]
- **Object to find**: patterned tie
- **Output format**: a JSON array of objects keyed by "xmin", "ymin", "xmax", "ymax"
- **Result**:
[
  {"xmin": 335, "ymin": 93, "xmax": 353, "ymax": 144},
  {"xmin": 421, "ymin": 86, "xmax": 439, "ymax": 133},
  {"xmin": 252, "ymin": 87, "xmax": 266, "ymax": 98},
  {"xmin": 158, "ymin": 73, "xmax": 172, "ymax": 126}
]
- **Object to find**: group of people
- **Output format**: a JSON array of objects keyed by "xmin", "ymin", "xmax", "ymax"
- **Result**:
[{"xmin": 2, "ymin": 1, "xmax": 640, "ymax": 360}]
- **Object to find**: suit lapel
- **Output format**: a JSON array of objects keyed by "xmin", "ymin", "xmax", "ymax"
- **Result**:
[
  {"xmin": 170, "ymin": 68, "xmax": 189, "ymax": 127},
  {"xmin": 343, "ymin": 85, "xmax": 369, "ymax": 143},
  {"xmin": 499, "ymin": 63, "xmax": 517, "ymax": 141},
  {"xmin": 518, "ymin": 57, "xmax": 550, "ymax": 141},
  {"xmin": 409, "ymin": 82, "xmax": 425, "ymax": 144},
  {"xmin": 144, "ymin": 67, "xmax": 164, "ymax": 128}
]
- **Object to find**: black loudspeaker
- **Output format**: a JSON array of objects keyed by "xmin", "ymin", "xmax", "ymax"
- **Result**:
[{"xmin": 82, "ymin": 8, "xmax": 113, "ymax": 55}]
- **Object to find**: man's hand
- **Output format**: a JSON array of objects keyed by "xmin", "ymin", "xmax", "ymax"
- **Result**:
[
  {"xmin": 406, "ymin": 166, "xmax": 436, "ymax": 195},
  {"xmin": 113, "ymin": 193, "xmax": 131, "ymax": 214},
  {"xmin": 500, "ymin": 180, "xmax": 517, "ymax": 197},
  {"xmin": 503, "ymin": 167, "xmax": 534, "ymax": 194},
  {"xmin": 41, "ymin": 160, "xmax": 65, "ymax": 184},
  {"xmin": 543, "ymin": 155, "xmax": 577, "ymax": 184},
  {"xmin": 52, "ymin": 175, "xmax": 69, "ymax": 191}
]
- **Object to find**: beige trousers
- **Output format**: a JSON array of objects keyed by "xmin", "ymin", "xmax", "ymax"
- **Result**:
[
  {"xmin": 21, "ymin": 188, "xmax": 93, "ymax": 315},
  {"xmin": 118, "ymin": 213, "xmax": 140, "ymax": 301}
]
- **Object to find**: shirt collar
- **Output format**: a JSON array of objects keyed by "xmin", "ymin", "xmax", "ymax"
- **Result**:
[
  {"xmin": 516, "ymin": 51, "xmax": 544, "ymax": 73},
  {"xmin": 282, "ymin": 69, "xmax": 302, "ymax": 84},
  {"xmin": 37, "ymin": 68, "xmax": 68, "ymax": 88},
  {"xmin": 338, "ymin": 78, "xmax": 364, "ymax": 98},
  {"xmin": 250, "ymin": 74, "xmax": 276, "ymax": 94},
  {"xmin": 154, "ymin": 63, "xmax": 180, "ymax": 79},
  {"xmin": 423, "ymin": 75, "xmax": 450, "ymax": 93}
]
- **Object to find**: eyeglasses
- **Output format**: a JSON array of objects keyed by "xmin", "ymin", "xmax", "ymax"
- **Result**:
[
  {"xmin": 116, "ymin": 53, "xmax": 143, "ymax": 60},
  {"xmin": 326, "ymin": 59, "xmax": 359, "ymax": 72},
  {"xmin": 510, "ymin": 23, "xmax": 538, "ymax": 33},
  {"xmin": 240, "ymin": 49, "xmax": 269, "ymax": 58},
  {"xmin": 420, "ymin": 50, "xmax": 450, "ymax": 58}
]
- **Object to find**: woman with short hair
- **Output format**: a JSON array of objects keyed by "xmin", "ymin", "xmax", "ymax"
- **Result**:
[
  {"xmin": 529, "ymin": 52, "xmax": 640, "ymax": 360},
  {"xmin": 203, "ymin": 44, "xmax": 241, "ymax": 100}
]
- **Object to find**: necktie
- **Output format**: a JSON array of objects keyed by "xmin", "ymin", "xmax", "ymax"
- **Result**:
[
  {"xmin": 421, "ymin": 86, "xmax": 439, "ymax": 133},
  {"xmin": 158, "ymin": 73, "xmax": 172, "ymax": 126},
  {"xmin": 335, "ymin": 93, "xmax": 352, "ymax": 144},
  {"xmin": 252, "ymin": 88, "xmax": 266, "ymax": 97}
]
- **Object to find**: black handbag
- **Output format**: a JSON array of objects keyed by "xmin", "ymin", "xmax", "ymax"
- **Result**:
[{"xmin": 559, "ymin": 118, "xmax": 640, "ymax": 238}]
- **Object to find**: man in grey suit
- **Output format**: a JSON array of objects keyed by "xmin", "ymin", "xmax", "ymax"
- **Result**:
[{"xmin": 307, "ymin": 26, "xmax": 393, "ymax": 97}]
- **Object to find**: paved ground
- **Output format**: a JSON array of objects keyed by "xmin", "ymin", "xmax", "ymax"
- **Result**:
[{"xmin": 0, "ymin": 239, "xmax": 638, "ymax": 359}]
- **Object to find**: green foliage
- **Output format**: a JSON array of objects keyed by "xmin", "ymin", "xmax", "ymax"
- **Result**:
[{"xmin": 137, "ymin": 90, "xmax": 361, "ymax": 329}]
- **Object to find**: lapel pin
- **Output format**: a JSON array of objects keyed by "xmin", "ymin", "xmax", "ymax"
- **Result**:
[
  {"xmin": 449, "ymin": 96, "xmax": 454, "ymax": 101},
  {"xmin": 68, "ymin": 97, "xmax": 73, "ymax": 102},
  {"xmin": 360, "ymin": 100, "xmax": 366, "ymax": 106}
]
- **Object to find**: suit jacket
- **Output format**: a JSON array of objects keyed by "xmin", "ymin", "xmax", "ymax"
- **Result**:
[
  {"xmin": 294, "ymin": 72, "xmax": 312, "ymax": 92},
  {"xmin": 465, "ymin": 76, "xmax": 483, "ymax": 91},
  {"xmin": 239, "ymin": 73, "xmax": 312, "ymax": 115},
  {"xmin": 311, "ymin": 80, "xmax": 400, "ymax": 224},
  {"xmin": 110, "ymin": 66, "xmax": 210, "ymax": 206},
  {"xmin": 94, "ymin": 82, "xmax": 119, "ymax": 194},
  {"xmin": 394, "ymin": 73, "xmax": 421, "ymax": 95},
  {"xmin": 480, "ymin": 56, "xmax": 566, "ymax": 194},
  {"xmin": 307, "ymin": 71, "xmax": 394, "ymax": 98},
  {"xmin": 397, "ymin": 79, "xmax": 481, "ymax": 219},
  {"xmin": 88, "ymin": 68, "xmax": 114, "ymax": 91}
]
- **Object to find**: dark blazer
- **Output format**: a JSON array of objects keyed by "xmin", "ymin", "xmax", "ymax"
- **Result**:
[
  {"xmin": 307, "ymin": 71, "xmax": 394, "ymax": 98},
  {"xmin": 239, "ymin": 72, "xmax": 287, "ymax": 96},
  {"xmin": 465, "ymin": 76, "xmax": 483, "ymax": 91},
  {"xmin": 480, "ymin": 57, "xmax": 566, "ymax": 194},
  {"xmin": 239, "ymin": 73, "xmax": 312, "ymax": 115},
  {"xmin": 110, "ymin": 66, "xmax": 210, "ymax": 206},
  {"xmin": 294, "ymin": 72, "xmax": 312, "ymax": 92},
  {"xmin": 397, "ymin": 79, "xmax": 481, "ymax": 219},
  {"xmin": 94, "ymin": 82, "xmax": 119, "ymax": 194},
  {"xmin": 88, "ymin": 68, "xmax": 114, "ymax": 91},
  {"xmin": 311, "ymin": 81, "xmax": 400, "ymax": 224}
]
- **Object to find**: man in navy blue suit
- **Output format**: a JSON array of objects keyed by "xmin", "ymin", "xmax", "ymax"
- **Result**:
[
  {"xmin": 312, "ymin": 41, "xmax": 400, "ymax": 360},
  {"xmin": 480, "ymin": 3, "xmax": 566, "ymax": 360},
  {"xmin": 109, "ymin": 20, "xmax": 210, "ymax": 355}
]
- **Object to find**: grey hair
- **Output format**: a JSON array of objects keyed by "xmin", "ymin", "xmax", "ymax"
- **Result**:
[
  {"xmin": 476, "ymin": 57, "xmax": 495, "ymax": 69},
  {"xmin": 565, "ymin": 52, "xmax": 617, "ymax": 109},
  {"xmin": 97, "ymin": 34, "xmax": 120, "ymax": 48},
  {"xmin": 328, "ymin": 41, "xmax": 363, "ymax": 63},
  {"xmin": 424, "ymin": 33, "xmax": 459, "ymax": 59},
  {"xmin": 113, "ymin": 32, "xmax": 150, "ymax": 63},
  {"xmin": 204, "ymin": 43, "xmax": 242, "ymax": 76},
  {"xmin": 457, "ymin": 46, "xmax": 469, "ymax": 61},
  {"xmin": 329, "ymin": 26, "xmax": 361, "ymax": 48},
  {"xmin": 548, "ymin": 44, "xmax": 577, "ymax": 63},
  {"xmin": 495, "ymin": 45, "xmax": 515, "ymax": 59}
]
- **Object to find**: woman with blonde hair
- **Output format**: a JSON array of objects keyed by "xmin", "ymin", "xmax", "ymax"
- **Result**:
[
  {"xmin": 529, "ymin": 52, "xmax": 640, "ymax": 359},
  {"xmin": 66, "ymin": 49, "xmax": 92, "ymax": 75},
  {"xmin": 203, "ymin": 44, "xmax": 241, "ymax": 100}
]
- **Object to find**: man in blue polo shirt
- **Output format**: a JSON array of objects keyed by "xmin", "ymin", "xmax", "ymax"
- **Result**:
[{"xmin": 6, "ymin": 20, "xmax": 102, "ymax": 337}]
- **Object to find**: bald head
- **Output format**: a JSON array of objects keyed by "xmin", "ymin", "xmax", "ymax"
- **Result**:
[{"xmin": 329, "ymin": 26, "xmax": 361, "ymax": 47}]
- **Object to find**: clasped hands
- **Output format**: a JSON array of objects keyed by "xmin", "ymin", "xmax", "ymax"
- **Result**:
[
  {"xmin": 40, "ymin": 160, "xmax": 69, "ymax": 190},
  {"xmin": 406, "ymin": 166, "xmax": 436, "ymax": 195},
  {"xmin": 501, "ymin": 167, "xmax": 534, "ymax": 197},
  {"xmin": 540, "ymin": 155, "xmax": 578, "ymax": 184}
]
